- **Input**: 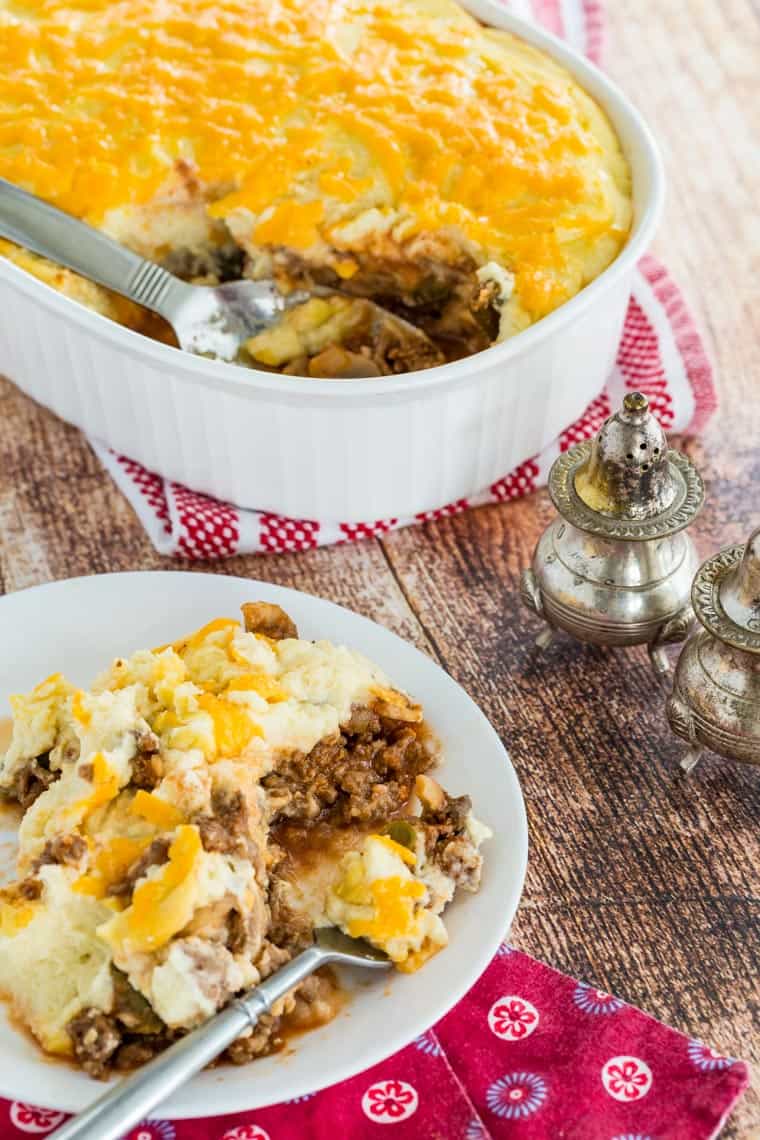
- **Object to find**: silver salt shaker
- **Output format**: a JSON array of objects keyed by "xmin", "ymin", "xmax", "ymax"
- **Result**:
[
  {"xmin": 521, "ymin": 391, "xmax": 705, "ymax": 675},
  {"xmin": 667, "ymin": 526, "xmax": 760, "ymax": 771}
]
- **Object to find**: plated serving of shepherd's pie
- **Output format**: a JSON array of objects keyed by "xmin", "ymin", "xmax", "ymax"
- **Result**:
[{"xmin": 0, "ymin": 603, "xmax": 490, "ymax": 1076}]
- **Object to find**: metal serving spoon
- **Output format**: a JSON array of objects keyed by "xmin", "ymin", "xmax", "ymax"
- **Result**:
[
  {"xmin": 0, "ymin": 178, "xmax": 439, "ymax": 366},
  {"xmin": 49, "ymin": 928, "xmax": 389, "ymax": 1140}
]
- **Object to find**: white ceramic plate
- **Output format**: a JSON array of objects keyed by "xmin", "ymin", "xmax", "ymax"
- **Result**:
[{"xmin": 0, "ymin": 572, "xmax": 527, "ymax": 1118}]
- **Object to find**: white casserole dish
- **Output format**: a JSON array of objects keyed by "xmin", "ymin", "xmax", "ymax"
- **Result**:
[{"xmin": 0, "ymin": 0, "xmax": 664, "ymax": 523}]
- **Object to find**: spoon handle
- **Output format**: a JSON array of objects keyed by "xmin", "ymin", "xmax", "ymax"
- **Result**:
[
  {"xmin": 0, "ymin": 177, "xmax": 185, "ymax": 316},
  {"xmin": 49, "ymin": 944, "xmax": 325, "ymax": 1140}
]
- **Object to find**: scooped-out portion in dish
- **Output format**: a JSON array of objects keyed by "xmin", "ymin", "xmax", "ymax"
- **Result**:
[
  {"xmin": 0, "ymin": 0, "xmax": 632, "ymax": 379},
  {"xmin": 0, "ymin": 603, "xmax": 490, "ymax": 1077}
]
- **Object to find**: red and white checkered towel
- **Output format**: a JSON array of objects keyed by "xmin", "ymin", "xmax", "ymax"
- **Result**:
[{"xmin": 90, "ymin": 3, "xmax": 717, "ymax": 561}]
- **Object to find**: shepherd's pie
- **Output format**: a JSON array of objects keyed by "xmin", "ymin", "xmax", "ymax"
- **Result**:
[
  {"xmin": 0, "ymin": 603, "xmax": 489, "ymax": 1075},
  {"xmin": 0, "ymin": 0, "xmax": 632, "ymax": 376}
]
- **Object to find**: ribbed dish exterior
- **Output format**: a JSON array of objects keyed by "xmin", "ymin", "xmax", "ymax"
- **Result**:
[{"xmin": 0, "ymin": 271, "xmax": 635, "ymax": 521}]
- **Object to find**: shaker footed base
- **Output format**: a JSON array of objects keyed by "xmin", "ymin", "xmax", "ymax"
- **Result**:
[{"xmin": 680, "ymin": 745, "xmax": 703, "ymax": 774}]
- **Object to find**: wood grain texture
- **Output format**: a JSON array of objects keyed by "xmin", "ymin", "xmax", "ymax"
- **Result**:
[{"xmin": 0, "ymin": 0, "xmax": 757, "ymax": 1133}]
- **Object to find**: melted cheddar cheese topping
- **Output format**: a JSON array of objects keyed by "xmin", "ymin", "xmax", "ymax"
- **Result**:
[
  {"xmin": 70, "ymin": 752, "xmax": 120, "ymax": 818},
  {"xmin": 73, "ymin": 836, "xmax": 153, "ymax": 899},
  {"xmin": 130, "ymin": 790, "xmax": 185, "ymax": 829},
  {"xmin": 195, "ymin": 692, "xmax": 263, "ymax": 759},
  {"xmin": 0, "ymin": 0, "xmax": 631, "ymax": 320},
  {"xmin": 0, "ymin": 899, "xmax": 37, "ymax": 937},
  {"xmin": 98, "ymin": 825, "xmax": 203, "ymax": 954},
  {"xmin": 327, "ymin": 833, "xmax": 448, "ymax": 969}
]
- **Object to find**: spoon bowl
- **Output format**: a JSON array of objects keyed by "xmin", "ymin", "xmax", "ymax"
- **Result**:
[{"xmin": 0, "ymin": 177, "xmax": 441, "ymax": 373}]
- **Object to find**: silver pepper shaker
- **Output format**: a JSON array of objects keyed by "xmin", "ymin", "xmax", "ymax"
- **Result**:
[
  {"xmin": 667, "ymin": 526, "xmax": 760, "ymax": 772},
  {"xmin": 521, "ymin": 391, "xmax": 705, "ymax": 675}
]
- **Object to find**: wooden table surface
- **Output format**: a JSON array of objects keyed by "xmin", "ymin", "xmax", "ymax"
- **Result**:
[{"xmin": 0, "ymin": 0, "xmax": 758, "ymax": 1133}]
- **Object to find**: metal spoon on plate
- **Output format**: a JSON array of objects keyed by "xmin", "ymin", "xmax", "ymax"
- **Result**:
[
  {"xmin": 0, "ymin": 178, "xmax": 441, "ymax": 373},
  {"xmin": 48, "ymin": 928, "xmax": 390, "ymax": 1140}
]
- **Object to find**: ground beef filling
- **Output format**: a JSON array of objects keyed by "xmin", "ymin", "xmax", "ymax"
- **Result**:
[
  {"xmin": 192, "ymin": 788, "xmax": 265, "ymax": 888},
  {"xmin": 31, "ymin": 832, "xmax": 87, "ymax": 872},
  {"xmin": 67, "ymin": 1009, "xmax": 123, "ymax": 1078},
  {"xmin": 420, "ymin": 786, "xmax": 484, "ymax": 893},
  {"xmin": 241, "ymin": 601, "xmax": 298, "ymax": 641},
  {"xmin": 131, "ymin": 729, "xmax": 163, "ymax": 790},
  {"xmin": 130, "ymin": 751, "xmax": 162, "ymax": 790},
  {"xmin": 263, "ymin": 705, "xmax": 434, "ymax": 827},
  {"xmin": 13, "ymin": 752, "xmax": 58, "ymax": 809},
  {"xmin": 66, "ymin": 958, "xmax": 340, "ymax": 1076},
  {"xmin": 264, "ymin": 249, "xmax": 499, "ymax": 368},
  {"xmin": 194, "ymin": 787, "xmax": 253, "ymax": 856},
  {"xmin": 0, "ymin": 877, "xmax": 43, "ymax": 903},
  {"xmin": 267, "ymin": 871, "xmax": 315, "ymax": 953},
  {"xmin": 107, "ymin": 837, "xmax": 170, "ymax": 898}
]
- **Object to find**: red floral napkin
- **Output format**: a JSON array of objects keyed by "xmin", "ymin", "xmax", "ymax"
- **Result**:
[{"xmin": 3, "ymin": 944, "xmax": 748, "ymax": 1140}]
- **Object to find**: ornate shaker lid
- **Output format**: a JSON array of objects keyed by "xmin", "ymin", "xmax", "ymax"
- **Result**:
[
  {"xmin": 548, "ymin": 392, "xmax": 705, "ymax": 540},
  {"xmin": 692, "ymin": 527, "xmax": 760, "ymax": 653}
]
